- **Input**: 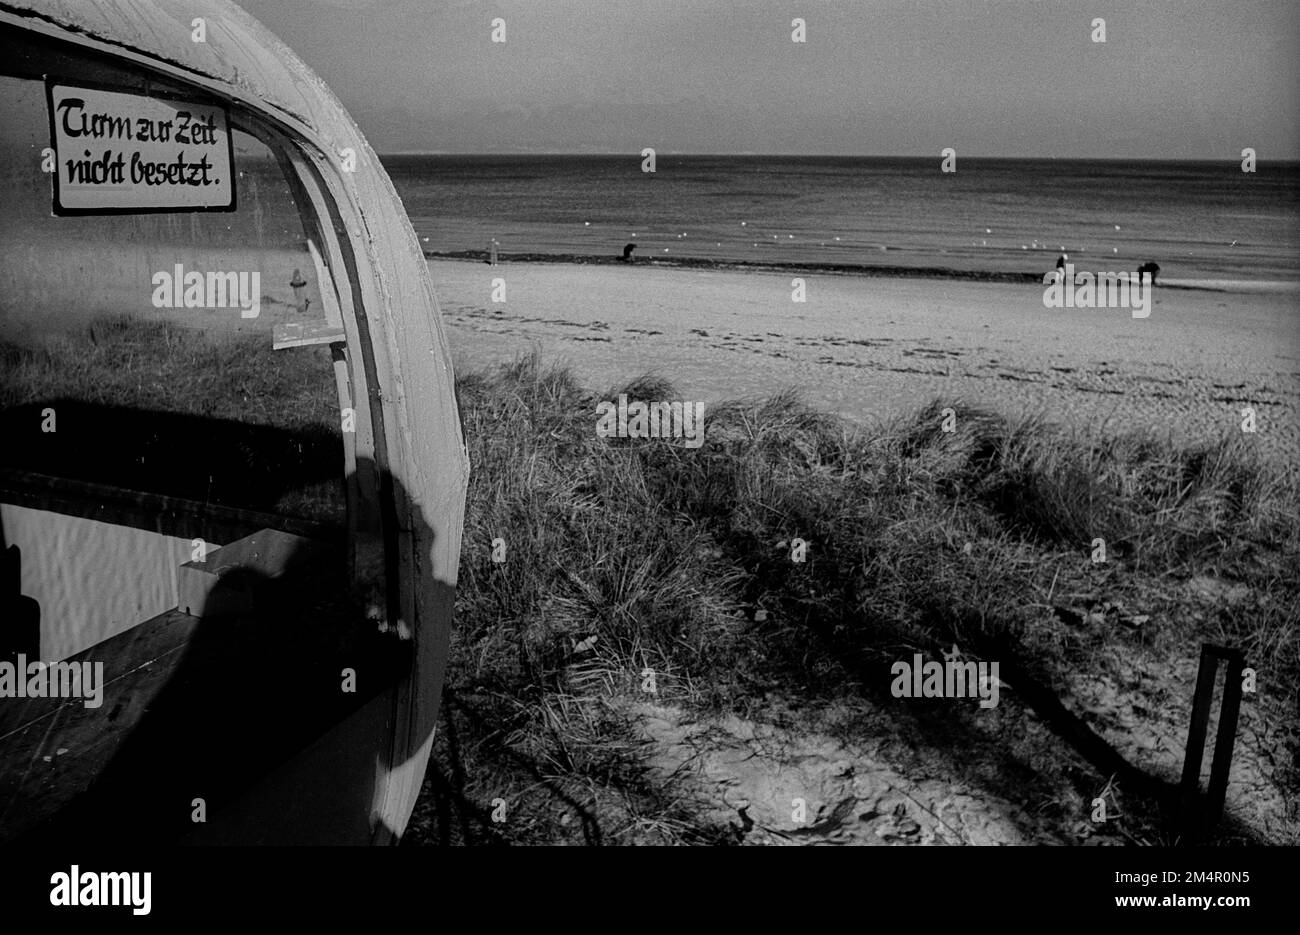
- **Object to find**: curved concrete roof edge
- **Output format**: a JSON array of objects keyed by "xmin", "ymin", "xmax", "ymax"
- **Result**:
[{"xmin": 2, "ymin": 0, "xmax": 328, "ymax": 128}]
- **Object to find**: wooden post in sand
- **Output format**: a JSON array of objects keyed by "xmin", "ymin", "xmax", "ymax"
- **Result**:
[{"xmin": 1179, "ymin": 644, "xmax": 1245, "ymax": 841}]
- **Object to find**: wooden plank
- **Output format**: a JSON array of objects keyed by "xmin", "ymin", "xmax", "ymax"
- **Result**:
[
  {"xmin": 0, "ymin": 608, "xmax": 200, "ymax": 842},
  {"xmin": 272, "ymin": 320, "xmax": 347, "ymax": 349},
  {"xmin": 307, "ymin": 238, "xmax": 344, "ymax": 330}
]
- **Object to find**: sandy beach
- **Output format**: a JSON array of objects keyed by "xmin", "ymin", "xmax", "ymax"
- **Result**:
[{"xmin": 432, "ymin": 258, "xmax": 1300, "ymax": 460}]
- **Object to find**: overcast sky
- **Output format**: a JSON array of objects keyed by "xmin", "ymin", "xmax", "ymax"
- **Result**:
[{"xmin": 236, "ymin": 0, "xmax": 1300, "ymax": 159}]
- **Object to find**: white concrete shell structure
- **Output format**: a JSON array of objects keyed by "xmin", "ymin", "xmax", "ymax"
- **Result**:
[{"xmin": 0, "ymin": 0, "xmax": 468, "ymax": 843}]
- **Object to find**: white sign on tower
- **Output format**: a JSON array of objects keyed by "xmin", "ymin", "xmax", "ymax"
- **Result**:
[{"xmin": 46, "ymin": 80, "xmax": 235, "ymax": 214}]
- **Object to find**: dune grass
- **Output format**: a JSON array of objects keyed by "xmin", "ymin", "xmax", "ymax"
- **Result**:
[
  {"xmin": 419, "ymin": 349, "xmax": 1299, "ymax": 844},
  {"xmin": 450, "ymin": 349, "xmax": 1298, "ymax": 697},
  {"xmin": 4, "ymin": 319, "xmax": 1295, "ymax": 844}
]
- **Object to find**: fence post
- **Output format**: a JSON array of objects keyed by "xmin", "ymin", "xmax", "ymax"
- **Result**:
[
  {"xmin": 1205, "ymin": 648, "xmax": 1245, "ymax": 830},
  {"xmin": 1179, "ymin": 644, "xmax": 1246, "ymax": 841}
]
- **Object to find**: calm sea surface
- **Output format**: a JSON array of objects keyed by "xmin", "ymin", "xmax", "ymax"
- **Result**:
[{"xmin": 382, "ymin": 155, "xmax": 1300, "ymax": 283}]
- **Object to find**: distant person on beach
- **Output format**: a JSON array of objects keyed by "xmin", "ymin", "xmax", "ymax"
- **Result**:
[
  {"xmin": 1137, "ymin": 261, "xmax": 1160, "ymax": 285},
  {"xmin": 620, "ymin": 243, "xmax": 636, "ymax": 262},
  {"xmin": 1052, "ymin": 253, "xmax": 1067, "ymax": 284}
]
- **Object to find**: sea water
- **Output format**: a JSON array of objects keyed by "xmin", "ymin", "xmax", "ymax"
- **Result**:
[{"xmin": 384, "ymin": 155, "xmax": 1300, "ymax": 284}]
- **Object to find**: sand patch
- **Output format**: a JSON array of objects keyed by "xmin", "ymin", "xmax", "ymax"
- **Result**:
[{"xmin": 629, "ymin": 702, "xmax": 1062, "ymax": 846}]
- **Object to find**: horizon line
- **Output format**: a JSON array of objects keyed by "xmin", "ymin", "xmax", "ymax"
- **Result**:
[{"xmin": 376, "ymin": 151, "xmax": 1299, "ymax": 163}]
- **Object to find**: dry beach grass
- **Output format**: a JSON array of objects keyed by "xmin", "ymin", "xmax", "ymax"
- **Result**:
[{"xmin": 407, "ymin": 349, "xmax": 1300, "ymax": 846}]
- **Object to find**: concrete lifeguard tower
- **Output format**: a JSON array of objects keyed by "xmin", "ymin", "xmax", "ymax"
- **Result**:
[{"xmin": 0, "ymin": 0, "xmax": 468, "ymax": 844}]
